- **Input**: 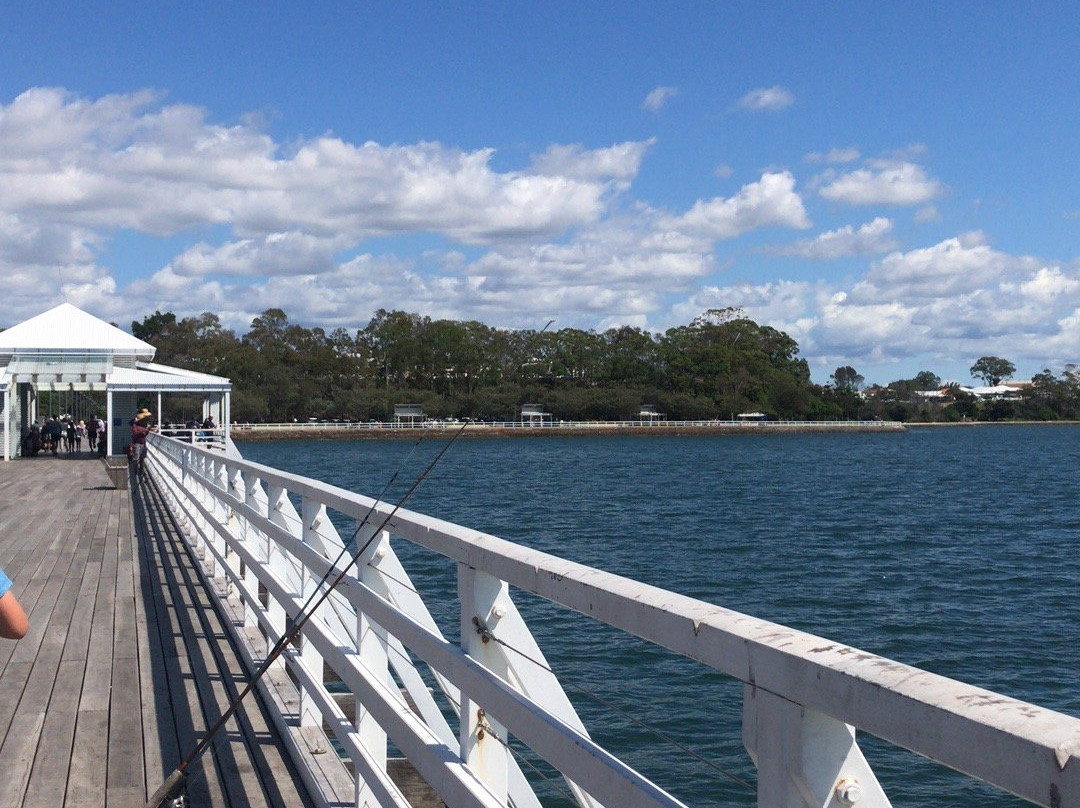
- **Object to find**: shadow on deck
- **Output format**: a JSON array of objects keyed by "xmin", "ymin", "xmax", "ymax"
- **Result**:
[{"xmin": 0, "ymin": 455, "xmax": 316, "ymax": 808}]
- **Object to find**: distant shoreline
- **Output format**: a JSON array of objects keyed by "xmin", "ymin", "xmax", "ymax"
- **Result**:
[
  {"xmin": 230, "ymin": 420, "xmax": 907, "ymax": 441},
  {"xmin": 227, "ymin": 419, "xmax": 1080, "ymax": 441},
  {"xmin": 903, "ymin": 420, "xmax": 1080, "ymax": 428}
]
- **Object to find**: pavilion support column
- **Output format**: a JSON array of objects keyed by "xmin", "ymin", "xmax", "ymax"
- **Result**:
[
  {"xmin": 3, "ymin": 387, "xmax": 9, "ymax": 461},
  {"xmin": 106, "ymin": 390, "xmax": 114, "ymax": 457},
  {"xmin": 25, "ymin": 384, "xmax": 35, "ymax": 429}
]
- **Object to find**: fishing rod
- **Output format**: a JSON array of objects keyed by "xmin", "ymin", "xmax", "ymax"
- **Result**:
[
  {"xmin": 146, "ymin": 317, "xmax": 557, "ymax": 808},
  {"xmin": 145, "ymin": 420, "xmax": 470, "ymax": 808}
]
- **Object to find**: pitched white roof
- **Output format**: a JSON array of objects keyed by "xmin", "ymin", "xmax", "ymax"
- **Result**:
[
  {"xmin": 969, "ymin": 385, "xmax": 1021, "ymax": 397},
  {"xmin": 108, "ymin": 363, "xmax": 230, "ymax": 391},
  {"xmin": 0, "ymin": 303, "xmax": 155, "ymax": 359}
]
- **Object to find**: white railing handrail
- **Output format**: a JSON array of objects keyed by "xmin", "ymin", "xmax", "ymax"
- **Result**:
[{"xmin": 143, "ymin": 433, "xmax": 1079, "ymax": 808}]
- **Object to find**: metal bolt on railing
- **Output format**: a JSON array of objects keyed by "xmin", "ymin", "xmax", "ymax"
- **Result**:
[{"xmin": 835, "ymin": 776, "xmax": 863, "ymax": 805}]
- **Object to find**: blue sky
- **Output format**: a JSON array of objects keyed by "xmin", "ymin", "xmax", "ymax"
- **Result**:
[{"xmin": 1, "ymin": 2, "xmax": 1077, "ymax": 384}]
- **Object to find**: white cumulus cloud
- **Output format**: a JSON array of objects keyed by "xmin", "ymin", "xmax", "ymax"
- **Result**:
[
  {"xmin": 778, "ymin": 217, "xmax": 897, "ymax": 260},
  {"xmin": 736, "ymin": 85, "xmax": 795, "ymax": 112},
  {"xmin": 0, "ymin": 87, "xmax": 620, "ymax": 248},
  {"xmin": 819, "ymin": 160, "xmax": 942, "ymax": 206},
  {"xmin": 666, "ymin": 236, "xmax": 1080, "ymax": 381},
  {"xmin": 805, "ymin": 147, "xmax": 860, "ymax": 164},
  {"xmin": 852, "ymin": 232, "xmax": 1024, "ymax": 302},
  {"xmin": 642, "ymin": 86, "xmax": 678, "ymax": 112},
  {"xmin": 530, "ymin": 139, "xmax": 654, "ymax": 183},
  {"xmin": 1016, "ymin": 266, "xmax": 1080, "ymax": 303},
  {"xmin": 664, "ymin": 171, "xmax": 811, "ymax": 240},
  {"xmin": 169, "ymin": 231, "xmax": 349, "ymax": 278}
]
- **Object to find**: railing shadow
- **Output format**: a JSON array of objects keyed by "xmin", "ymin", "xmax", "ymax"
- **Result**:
[{"xmin": 130, "ymin": 467, "xmax": 316, "ymax": 808}]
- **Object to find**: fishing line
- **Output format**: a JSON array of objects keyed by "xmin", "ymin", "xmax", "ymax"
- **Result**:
[
  {"xmin": 474, "ymin": 719, "xmax": 579, "ymax": 806},
  {"xmin": 477, "ymin": 623, "xmax": 757, "ymax": 794},
  {"xmin": 148, "ymin": 318, "xmax": 555, "ymax": 807},
  {"xmin": 304, "ymin": 427, "xmax": 433, "ymax": 629},
  {"xmin": 145, "ymin": 420, "xmax": 471, "ymax": 808},
  {"xmin": 360, "ymin": 558, "xmax": 420, "ymax": 594}
]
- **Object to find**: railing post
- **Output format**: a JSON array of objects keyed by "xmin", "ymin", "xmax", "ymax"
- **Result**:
[
  {"xmin": 743, "ymin": 685, "xmax": 892, "ymax": 808},
  {"xmin": 299, "ymin": 498, "xmax": 329, "ymax": 734},
  {"xmin": 187, "ymin": 453, "xmax": 214, "ymax": 563},
  {"xmin": 355, "ymin": 530, "xmax": 391, "ymax": 808},
  {"xmin": 458, "ymin": 566, "xmax": 511, "ymax": 805},
  {"xmin": 240, "ymin": 472, "xmax": 264, "ymax": 631},
  {"xmin": 207, "ymin": 458, "xmax": 229, "ymax": 581},
  {"xmin": 265, "ymin": 483, "xmax": 297, "ymax": 681},
  {"xmin": 217, "ymin": 466, "xmax": 246, "ymax": 592},
  {"xmin": 355, "ymin": 526, "xmax": 462, "ymax": 747}
]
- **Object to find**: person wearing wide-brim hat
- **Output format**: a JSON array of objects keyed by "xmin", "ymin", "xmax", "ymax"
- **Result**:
[{"xmin": 130, "ymin": 408, "xmax": 155, "ymax": 474}]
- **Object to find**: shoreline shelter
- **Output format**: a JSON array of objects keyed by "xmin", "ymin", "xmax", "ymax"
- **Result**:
[{"xmin": 0, "ymin": 303, "xmax": 232, "ymax": 460}]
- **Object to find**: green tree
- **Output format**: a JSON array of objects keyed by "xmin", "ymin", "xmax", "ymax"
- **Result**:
[
  {"xmin": 132, "ymin": 311, "xmax": 240, "ymax": 377},
  {"xmin": 418, "ymin": 318, "xmax": 486, "ymax": 395},
  {"xmin": 548, "ymin": 328, "xmax": 604, "ymax": 385},
  {"xmin": 244, "ymin": 309, "xmax": 291, "ymax": 353},
  {"xmin": 131, "ymin": 310, "xmax": 177, "ymax": 342},
  {"xmin": 599, "ymin": 326, "xmax": 659, "ymax": 386},
  {"xmin": 969, "ymin": 356, "xmax": 1015, "ymax": 386},
  {"xmin": 658, "ymin": 312, "xmax": 816, "ymax": 417},
  {"xmin": 660, "ymin": 316, "xmax": 746, "ymax": 397},
  {"xmin": 1026, "ymin": 366, "xmax": 1080, "ymax": 420},
  {"xmin": 361, "ymin": 309, "xmax": 428, "ymax": 389},
  {"xmin": 942, "ymin": 384, "xmax": 978, "ymax": 420},
  {"xmin": 912, "ymin": 370, "xmax": 941, "ymax": 390},
  {"xmin": 830, "ymin": 366, "xmax": 864, "ymax": 393}
]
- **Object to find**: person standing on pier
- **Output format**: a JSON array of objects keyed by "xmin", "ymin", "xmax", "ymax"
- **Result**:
[
  {"xmin": 86, "ymin": 415, "xmax": 99, "ymax": 452},
  {"xmin": 0, "ymin": 566, "xmax": 28, "ymax": 640},
  {"xmin": 47, "ymin": 417, "xmax": 63, "ymax": 455},
  {"xmin": 130, "ymin": 408, "xmax": 154, "ymax": 474}
]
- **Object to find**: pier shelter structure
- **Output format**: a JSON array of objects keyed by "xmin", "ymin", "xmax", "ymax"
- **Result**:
[
  {"xmin": 0, "ymin": 303, "xmax": 232, "ymax": 460},
  {"xmin": 638, "ymin": 403, "xmax": 666, "ymax": 423},
  {"xmin": 520, "ymin": 402, "xmax": 552, "ymax": 425},
  {"xmin": 392, "ymin": 403, "xmax": 425, "ymax": 425}
]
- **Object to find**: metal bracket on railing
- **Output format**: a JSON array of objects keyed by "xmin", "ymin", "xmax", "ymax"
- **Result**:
[
  {"xmin": 743, "ymin": 686, "xmax": 892, "ymax": 808},
  {"xmin": 472, "ymin": 615, "xmax": 494, "ymax": 644}
]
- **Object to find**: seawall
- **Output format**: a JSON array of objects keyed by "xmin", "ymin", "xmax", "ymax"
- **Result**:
[{"xmin": 230, "ymin": 420, "xmax": 906, "ymax": 441}]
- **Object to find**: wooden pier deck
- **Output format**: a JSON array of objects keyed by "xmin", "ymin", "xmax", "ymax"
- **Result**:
[{"xmin": 0, "ymin": 454, "xmax": 315, "ymax": 808}]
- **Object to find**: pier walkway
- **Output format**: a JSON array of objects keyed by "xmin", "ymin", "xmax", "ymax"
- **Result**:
[
  {"xmin": 4, "ymin": 438, "xmax": 1077, "ymax": 808},
  {"xmin": 0, "ymin": 455, "xmax": 315, "ymax": 808}
]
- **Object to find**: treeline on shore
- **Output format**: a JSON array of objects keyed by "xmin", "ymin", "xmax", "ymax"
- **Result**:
[{"xmin": 130, "ymin": 307, "xmax": 1080, "ymax": 424}]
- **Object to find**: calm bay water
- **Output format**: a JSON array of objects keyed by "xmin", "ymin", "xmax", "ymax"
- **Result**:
[{"xmin": 239, "ymin": 425, "xmax": 1079, "ymax": 807}]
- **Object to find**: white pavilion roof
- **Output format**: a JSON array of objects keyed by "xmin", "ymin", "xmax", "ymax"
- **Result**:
[
  {"xmin": 0, "ymin": 304, "xmax": 231, "ymax": 460},
  {"xmin": 0, "ymin": 304, "xmax": 229, "ymax": 396},
  {"xmin": 108, "ymin": 363, "xmax": 230, "ymax": 392},
  {"xmin": 0, "ymin": 303, "xmax": 155, "ymax": 359}
]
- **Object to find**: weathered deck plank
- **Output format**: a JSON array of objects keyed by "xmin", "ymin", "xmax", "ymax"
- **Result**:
[{"xmin": 0, "ymin": 455, "xmax": 316, "ymax": 808}]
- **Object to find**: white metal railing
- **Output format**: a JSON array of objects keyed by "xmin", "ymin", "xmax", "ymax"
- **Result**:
[
  {"xmin": 143, "ymin": 434, "xmax": 1079, "ymax": 808},
  {"xmin": 156, "ymin": 426, "xmax": 229, "ymax": 452}
]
